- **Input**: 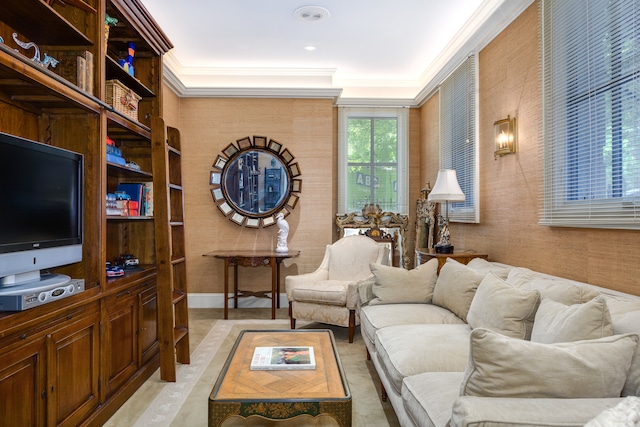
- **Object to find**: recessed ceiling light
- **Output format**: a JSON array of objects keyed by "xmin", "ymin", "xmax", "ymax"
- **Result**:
[
  {"xmin": 305, "ymin": 46, "xmax": 316, "ymax": 51},
  {"xmin": 293, "ymin": 6, "xmax": 330, "ymax": 22}
]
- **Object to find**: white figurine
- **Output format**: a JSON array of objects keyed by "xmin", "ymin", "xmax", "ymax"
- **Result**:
[{"xmin": 275, "ymin": 213, "xmax": 289, "ymax": 253}]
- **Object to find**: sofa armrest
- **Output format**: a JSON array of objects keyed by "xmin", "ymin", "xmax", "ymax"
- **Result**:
[
  {"xmin": 451, "ymin": 396, "xmax": 624, "ymax": 427},
  {"xmin": 347, "ymin": 275, "xmax": 375, "ymax": 309},
  {"xmin": 356, "ymin": 275, "xmax": 377, "ymax": 308}
]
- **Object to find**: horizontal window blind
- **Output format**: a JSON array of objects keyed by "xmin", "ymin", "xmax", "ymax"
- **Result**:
[
  {"xmin": 541, "ymin": 0, "xmax": 640, "ymax": 229},
  {"xmin": 439, "ymin": 54, "xmax": 479, "ymax": 223}
]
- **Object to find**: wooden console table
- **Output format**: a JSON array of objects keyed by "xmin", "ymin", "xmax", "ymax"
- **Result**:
[
  {"xmin": 415, "ymin": 249, "xmax": 488, "ymax": 273},
  {"xmin": 203, "ymin": 250, "xmax": 300, "ymax": 319}
]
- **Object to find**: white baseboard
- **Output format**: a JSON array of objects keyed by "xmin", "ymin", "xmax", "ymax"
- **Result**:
[{"xmin": 187, "ymin": 293, "xmax": 290, "ymax": 309}]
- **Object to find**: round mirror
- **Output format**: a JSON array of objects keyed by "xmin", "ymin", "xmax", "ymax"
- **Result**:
[{"xmin": 209, "ymin": 136, "xmax": 302, "ymax": 228}]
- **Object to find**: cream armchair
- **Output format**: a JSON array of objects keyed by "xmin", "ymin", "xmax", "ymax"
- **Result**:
[{"xmin": 286, "ymin": 235, "xmax": 389, "ymax": 342}]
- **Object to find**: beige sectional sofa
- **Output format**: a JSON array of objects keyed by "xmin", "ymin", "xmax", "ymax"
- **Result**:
[{"xmin": 358, "ymin": 257, "xmax": 640, "ymax": 427}]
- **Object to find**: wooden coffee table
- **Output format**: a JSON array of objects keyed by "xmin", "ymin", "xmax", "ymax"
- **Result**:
[{"xmin": 209, "ymin": 330, "xmax": 352, "ymax": 427}]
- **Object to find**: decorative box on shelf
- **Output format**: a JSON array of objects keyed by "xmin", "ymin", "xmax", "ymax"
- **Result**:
[
  {"xmin": 106, "ymin": 79, "xmax": 141, "ymax": 121},
  {"xmin": 51, "ymin": 50, "xmax": 94, "ymax": 94}
]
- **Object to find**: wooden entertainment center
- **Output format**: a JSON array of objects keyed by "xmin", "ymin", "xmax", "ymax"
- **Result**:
[{"xmin": 0, "ymin": 1, "xmax": 188, "ymax": 425}]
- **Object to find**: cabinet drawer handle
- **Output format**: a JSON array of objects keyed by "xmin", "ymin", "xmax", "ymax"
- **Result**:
[
  {"xmin": 116, "ymin": 290, "xmax": 131, "ymax": 298},
  {"xmin": 21, "ymin": 333, "xmax": 27, "ymax": 340}
]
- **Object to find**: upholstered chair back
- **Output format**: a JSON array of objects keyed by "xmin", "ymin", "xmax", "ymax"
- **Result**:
[{"xmin": 327, "ymin": 235, "xmax": 385, "ymax": 281}]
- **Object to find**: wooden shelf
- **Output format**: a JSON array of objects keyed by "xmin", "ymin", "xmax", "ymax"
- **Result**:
[
  {"xmin": 107, "ymin": 111, "xmax": 152, "ymax": 137},
  {"xmin": 0, "ymin": 1, "xmax": 179, "ymax": 423},
  {"xmin": 105, "ymin": 55, "xmax": 155, "ymax": 98},
  {"xmin": 107, "ymin": 161, "xmax": 153, "ymax": 178},
  {"xmin": 3, "ymin": 0, "xmax": 93, "ymax": 46},
  {"xmin": 106, "ymin": 215, "xmax": 154, "ymax": 221},
  {"xmin": 0, "ymin": 46, "xmax": 102, "ymax": 113}
]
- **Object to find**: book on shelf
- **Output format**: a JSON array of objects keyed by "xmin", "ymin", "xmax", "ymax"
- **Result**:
[
  {"xmin": 143, "ymin": 182, "xmax": 153, "ymax": 217},
  {"xmin": 116, "ymin": 183, "xmax": 144, "ymax": 216},
  {"xmin": 250, "ymin": 346, "xmax": 316, "ymax": 370}
]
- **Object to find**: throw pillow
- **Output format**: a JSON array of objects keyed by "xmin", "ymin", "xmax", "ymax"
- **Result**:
[
  {"xmin": 466, "ymin": 258, "xmax": 510, "ymax": 279},
  {"xmin": 432, "ymin": 259, "xmax": 485, "ymax": 322},
  {"xmin": 460, "ymin": 328, "xmax": 638, "ymax": 399},
  {"xmin": 506, "ymin": 267, "xmax": 599, "ymax": 304},
  {"xmin": 466, "ymin": 273, "xmax": 540, "ymax": 339},
  {"xmin": 531, "ymin": 295, "xmax": 614, "ymax": 343},
  {"xmin": 585, "ymin": 396, "xmax": 640, "ymax": 427},
  {"xmin": 369, "ymin": 259, "xmax": 438, "ymax": 305}
]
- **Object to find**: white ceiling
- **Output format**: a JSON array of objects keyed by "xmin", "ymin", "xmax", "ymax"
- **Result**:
[{"xmin": 139, "ymin": 0, "xmax": 532, "ymax": 104}]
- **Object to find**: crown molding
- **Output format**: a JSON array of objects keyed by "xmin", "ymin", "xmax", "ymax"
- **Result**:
[
  {"xmin": 413, "ymin": 0, "xmax": 534, "ymax": 105},
  {"xmin": 162, "ymin": 0, "xmax": 534, "ymax": 104}
]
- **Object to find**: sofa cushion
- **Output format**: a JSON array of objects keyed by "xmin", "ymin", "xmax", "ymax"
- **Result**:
[
  {"xmin": 467, "ymin": 273, "xmax": 541, "ymax": 339},
  {"xmin": 506, "ymin": 267, "xmax": 599, "ymax": 304},
  {"xmin": 609, "ymin": 305, "xmax": 640, "ymax": 397},
  {"xmin": 451, "ymin": 397, "xmax": 625, "ymax": 427},
  {"xmin": 369, "ymin": 258, "xmax": 438, "ymax": 305},
  {"xmin": 432, "ymin": 259, "xmax": 484, "ymax": 322},
  {"xmin": 402, "ymin": 372, "xmax": 464, "ymax": 427},
  {"xmin": 360, "ymin": 303, "xmax": 465, "ymax": 352},
  {"xmin": 460, "ymin": 328, "xmax": 638, "ymax": 399},
  {"xmin": 375, "ymin": 324, "xmax": 471, "ymax": 394},
  {"xmin": 531, "ymin": 295, "xmax": 614, "ymax": 343},
  {"xmin": 465, "ymin": 257, "xmax": 510, "ymax": 279},
  {"xmin": 291, "ymin": 280, "xmax": 349, "ymax": 306}
]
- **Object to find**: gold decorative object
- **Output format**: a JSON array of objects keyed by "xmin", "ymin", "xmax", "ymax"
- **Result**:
[
  {"xmin": 336, "ymin": 204, "xmax": 409, "ymax": 269},
  {"xmin": 494, "ymin": 115, "xmax": 517, "ymax": 158},
  {"xmin": 416, "ymin": 182, "xmax": 437, "ymax": 251}
]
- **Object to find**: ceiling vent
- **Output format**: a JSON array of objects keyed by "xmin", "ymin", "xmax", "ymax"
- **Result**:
[{"xmin": 293, "ymin": 6, "xmax": 330, "ymax": 22}]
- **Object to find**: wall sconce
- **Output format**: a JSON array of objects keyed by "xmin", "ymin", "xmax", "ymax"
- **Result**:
[{"xmin": 494, "ymin": 115, "xmax": 516, "ymax": 158}]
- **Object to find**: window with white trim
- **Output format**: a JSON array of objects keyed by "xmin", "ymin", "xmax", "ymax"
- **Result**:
[
  {"xmin": 338, "ymin": 107, "xmax": 408, "ymax": 214},
  {"xmin": 541, "ymin": 0, "xmax": 640, "ymax": 229},
  {"xmin": 439, "ymin": 54, "xmax": 479, "ymax": 223}
]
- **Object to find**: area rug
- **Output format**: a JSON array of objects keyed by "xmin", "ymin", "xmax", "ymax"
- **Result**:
[{"xmin": 104, "ymin": 315, "xmax": 399, "ymax": 427}]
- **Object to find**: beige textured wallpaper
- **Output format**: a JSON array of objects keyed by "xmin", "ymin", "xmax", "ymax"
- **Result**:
[
  {"xmin": 163, "ymin": 0, "xmax": 639, "ymax": 298},
  {"xmin": 176, "ymin": 98, "xmax": 335, "ymax": 294},
  {"xmin": 423, "ymin": 1, "xmax": 640, "ymax": 295}
]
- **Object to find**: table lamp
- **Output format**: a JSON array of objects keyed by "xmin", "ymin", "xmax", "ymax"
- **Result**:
[{"xmin": 427, "ymin": 169, "xmax": 465, "ymax": 254}]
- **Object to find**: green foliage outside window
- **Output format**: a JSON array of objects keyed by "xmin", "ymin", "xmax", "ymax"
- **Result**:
[{"xmin": 346, "ymin": 117, "xmax": 398, "ymax": 212}]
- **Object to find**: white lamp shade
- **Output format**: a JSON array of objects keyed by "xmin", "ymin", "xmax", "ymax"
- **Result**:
[{"xmin": 428, "ymin": 169, "xmax": 465, "ymax": 202}]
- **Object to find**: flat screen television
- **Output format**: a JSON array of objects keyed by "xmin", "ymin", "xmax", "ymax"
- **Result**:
[{"xmin": 0, "ymin": 131, "xmax": 83, "ymax": 288}]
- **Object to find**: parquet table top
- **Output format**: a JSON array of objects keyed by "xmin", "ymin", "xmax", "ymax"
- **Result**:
[
  {"xmin": 212, "ymin": 330, "xmax": 348, "ymax": 400},
  {"xmin": 209, "ymin": 329, "xmax": 352, "ymax": 426}
]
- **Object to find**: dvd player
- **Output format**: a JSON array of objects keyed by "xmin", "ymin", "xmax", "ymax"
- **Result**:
[{"xmin": 0, "ymin": 278, "xmax": 85, "ymax": 311}]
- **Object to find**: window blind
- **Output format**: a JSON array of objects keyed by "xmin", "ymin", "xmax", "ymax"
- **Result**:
[
  {"xmin": 439, "ymin": 54, "xmax": 479, "ymax": 223},
  {"xmin": 541, "ymin": 0, "xmax": 640, "ymax": 229}
]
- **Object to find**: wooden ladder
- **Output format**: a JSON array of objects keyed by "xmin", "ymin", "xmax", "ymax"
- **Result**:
[{"xmin": 151, "ymin": 115, "xmax": 190, "ymax": 381}]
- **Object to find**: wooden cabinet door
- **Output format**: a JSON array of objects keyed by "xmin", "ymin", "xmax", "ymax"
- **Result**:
[
  {"xmin": 0, "ymin": 338, "xmax": 46, "ymax": 427},
  {"xmin": 138, "ymin": 284, "xmax": 159, "ymax": 366},
  {"xmin": 46, "ymin": 311, "xmax": 100, "ymax": 427},
  {"xmin": 102, "ymin": 289, "xmax": 138, "ymax": 399}
]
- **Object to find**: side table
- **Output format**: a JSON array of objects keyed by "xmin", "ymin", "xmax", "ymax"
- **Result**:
[
  {"xmin": 203, "ymin": 250, "xmax": 300, "ymax": 319},
  {"xmin": 415, "ymin": 249, "xmax": 488, "ymax": 273}
]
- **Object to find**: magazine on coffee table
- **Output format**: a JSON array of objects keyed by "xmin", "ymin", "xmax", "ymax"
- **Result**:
[{"xmin": 250, "ymin": 346, "xmax": 316, "ymax": 370}]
